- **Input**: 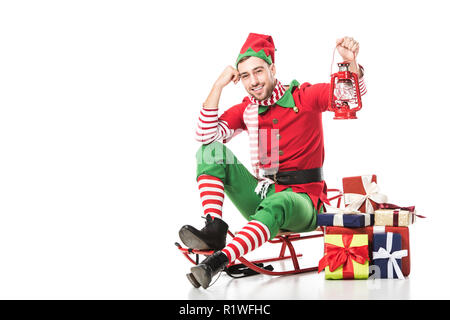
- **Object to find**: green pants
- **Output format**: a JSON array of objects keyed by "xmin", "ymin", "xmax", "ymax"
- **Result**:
[{"xmin": 196, "ymin": 141, "xmax": 318, "ymax": 240}]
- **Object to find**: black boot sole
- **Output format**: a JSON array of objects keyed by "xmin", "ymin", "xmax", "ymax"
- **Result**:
[
  {"xmin": 186, "ymin": 273, "xmax": 201, "ymax": 288},
  {"xmin": 191, "ymin": 265, "xmax": 212, "ymax": 289},
  {"xmin": 179, "ymin": 226, "xmax": 215, "ymax": 250}
]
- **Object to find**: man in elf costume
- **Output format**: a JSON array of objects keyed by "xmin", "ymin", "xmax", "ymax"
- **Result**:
[{"xmin": 179, "ymin": 33, "xmax": 366, "ymax": 289}]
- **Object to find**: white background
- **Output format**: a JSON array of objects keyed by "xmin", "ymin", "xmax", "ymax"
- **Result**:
[{"xmin": 0, "ymin": 0, "xmax": 449, "ymax": 299}]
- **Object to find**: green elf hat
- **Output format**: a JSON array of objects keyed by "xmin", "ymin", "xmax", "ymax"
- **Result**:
[{"xmin": 236, "ymin": 33, "xmax": 275, "ymax": 67}]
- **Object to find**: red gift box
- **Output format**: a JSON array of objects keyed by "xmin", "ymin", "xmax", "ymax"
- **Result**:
[
  {"xmin": 325, "ymin": 226, "xmax": 410, "ymax": 277},
  {"xmin": 343, "ymin": 175, "xmax": 387, "ymax": 213}
]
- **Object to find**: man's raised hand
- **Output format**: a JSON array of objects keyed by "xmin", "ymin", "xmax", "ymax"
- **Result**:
[
  {"xmin": 336, "ymin": 36, "xmax": 359, "ymax": 62},
  {"xmin": 204, "ymin": 66, "xmax": 240, "ymax": 110},
  {"xmin": 214, "ymin": 65, "xmax": 240, "ymax": 89},
  {"xmin": 336, "ymin": 36, "xmax": 362, "ymax": 77}
]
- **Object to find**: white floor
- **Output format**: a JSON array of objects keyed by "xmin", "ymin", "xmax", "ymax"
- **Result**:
[{"xmin": 184, "ymin": 270, "xmax": 414, "ymax": 300}]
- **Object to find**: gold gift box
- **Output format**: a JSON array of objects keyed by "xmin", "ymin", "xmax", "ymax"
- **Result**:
[{"xmin": 374, "ymin": 209, "xmax": 415, "ymax": 227}]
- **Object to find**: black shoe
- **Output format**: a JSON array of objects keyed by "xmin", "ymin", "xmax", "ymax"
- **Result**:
[
  {"xmin": 189, "ymin": 251, "xmax": 229, "ymax": 289},
  {"xmin": 186, "ymin": 272, "xmax": 201, "ymax": 288},
  {"xmin": 179, "ymin": 215, "xmax": 228, "ymax": 250}
]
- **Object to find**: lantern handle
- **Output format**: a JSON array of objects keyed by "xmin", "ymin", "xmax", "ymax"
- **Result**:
[
  {"xmin": 330, "ymin": 45, "xmax": 357, "ymax": 76},
  {"xmin": 330, "ymin": 46, "xmax": 338, "ymax": 76}
]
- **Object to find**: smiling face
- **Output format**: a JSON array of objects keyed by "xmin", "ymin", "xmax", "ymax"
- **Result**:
[{"xmin": 237, "ymin": 56, "xmax": 276, "ymax": 101}]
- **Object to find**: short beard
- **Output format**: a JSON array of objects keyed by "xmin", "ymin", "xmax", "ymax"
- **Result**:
[{"xmin": 251, "ymin": 79, "xmax": 276, "ymax": 101}]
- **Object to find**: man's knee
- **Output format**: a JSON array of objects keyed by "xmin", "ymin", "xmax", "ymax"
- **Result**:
[
  {"xmin": 256, "ymin": 192, "xmax": 317, "ymax": 235},
  {"xmin": 251, "ymin": 193, "xmax": 292, "ymax": 239}
]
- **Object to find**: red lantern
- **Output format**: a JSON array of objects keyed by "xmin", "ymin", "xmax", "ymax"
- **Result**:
[{"xmin": 328, "ymin": 62, "xmax": 362, "ymax": 120}]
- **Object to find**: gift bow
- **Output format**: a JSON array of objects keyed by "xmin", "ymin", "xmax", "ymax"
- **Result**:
[
  {"xmin": 344, "ymin": 177, "xmax": 388, "ymax": 213},
  {"xmin": 318, "ymin": 234, "xmax": 369, "ymax": 274},
  {"xmin": 372, "ymin": 232, "xmax": 408, "ymax": 279}
]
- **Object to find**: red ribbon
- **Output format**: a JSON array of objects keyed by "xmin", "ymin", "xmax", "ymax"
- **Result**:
[
  {"xmin": 318, "ymin": 234, "xmax": 369, "ymax": 278},
  {"xmin": 378, "ymin": 203, "xmax": 426, "ymax": 222},
  {"xmin": 393, "ymin": 210, "xmax": 399, "ymax": 227},
  {"xmin": 378, "ymin": 203, "xmax": 415, "ymax": 212}
]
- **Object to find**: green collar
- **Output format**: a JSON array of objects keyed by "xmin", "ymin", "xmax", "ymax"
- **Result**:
[{"xmin": 258, "ymin": 79, "xmax": 300, "ymax": 114}]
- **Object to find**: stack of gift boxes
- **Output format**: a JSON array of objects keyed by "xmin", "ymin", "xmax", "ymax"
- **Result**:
[{"xmin": 317, "ymin": 175, "xmax": 424, "ymax": 280}]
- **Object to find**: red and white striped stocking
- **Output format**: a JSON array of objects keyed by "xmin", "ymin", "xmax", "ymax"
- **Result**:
[
  {"xmin": 221, "ymin": 220, "xmax": 271, "ymax": 264},
  {"xmin": 197, "ymin": 174, "xmax": 225, "ymax": 220}
]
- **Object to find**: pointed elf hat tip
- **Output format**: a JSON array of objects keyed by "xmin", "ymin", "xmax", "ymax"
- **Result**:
[{"xmin": 236, "ymin": 33, "xmax": 275, "ymax": 67}]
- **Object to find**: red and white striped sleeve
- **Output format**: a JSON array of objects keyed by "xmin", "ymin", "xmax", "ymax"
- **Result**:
[
  {"xmin": 352, "ymin": 66, "xmax": 367, "ymax": 100},
  {"xmin": 195, "ymin": 107, "xmax": 235, "ymax": 144},
  {"xmin": 358, "ymin": 75, "xmax": 367, "ymax": 96}
]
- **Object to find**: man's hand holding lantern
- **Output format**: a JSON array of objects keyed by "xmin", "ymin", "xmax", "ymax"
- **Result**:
[{"xmin": 336, "ymin": 36, "xmax": 362, "ymax": 77}]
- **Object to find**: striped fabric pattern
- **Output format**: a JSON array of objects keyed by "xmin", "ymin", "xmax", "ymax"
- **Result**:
[
  {"xmin": 195, "ymin": 108, "xmax": 235, "ymax": 144},
  {"xmin": 242, "ymin": 81, "xmax": 288, "ymax": 197},
  {"xmin": 242, "ymin": 103, "xmax": 260, "ymax": 175},
  {"xmin": 243, "ymin": 102, "xmax": 275, "ymax": 199},
  {"xmin": 358, "ymin": 76, "xmax": 367, "ymax": 96},
  {"xmin": 348, "ymin": 77, "xmax": 367, "ymax": 103},
  {"xmin": 197, "ymin": 174, "xmax": 225, "ymax": 220},
  {"xmin": 221, "ymin": 220, "xmax": 271, "ymax": 264}
]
